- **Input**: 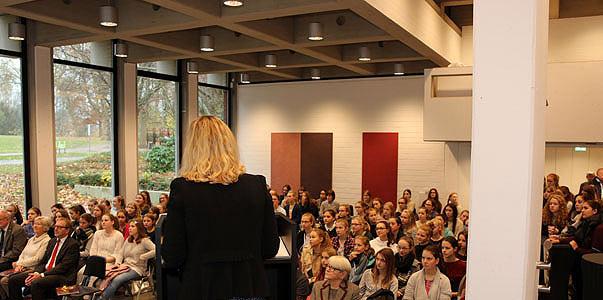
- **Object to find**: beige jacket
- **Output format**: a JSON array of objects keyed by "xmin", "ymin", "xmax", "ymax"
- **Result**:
[
  {"xmin": 402, "ymin": 268, "xmax": 451, "ymax": 300},
  {"xmin": 311, "ymin": 280, "xmax": 361, "ymax": 300}
]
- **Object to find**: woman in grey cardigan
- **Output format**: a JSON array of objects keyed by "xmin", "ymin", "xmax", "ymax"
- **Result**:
[{"xmin": 403, "ymin": 245, "xmax": 451, "ymax": 300}]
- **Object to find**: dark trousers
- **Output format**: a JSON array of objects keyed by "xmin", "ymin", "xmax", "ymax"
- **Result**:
[
  {"xmin": 0, "ymin": 261, "xmax": 13, "ymax": 272},
  {"xmin": 8, "ymin": 271, "xmax": 66, "ymax": 300}
]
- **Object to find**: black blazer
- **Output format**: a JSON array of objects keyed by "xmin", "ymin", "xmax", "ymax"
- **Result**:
[
  {"xmin": 162, "ymin": 174, "xmax": 279, "ymax": 300},
  {"xmin": 34, "ymin": 237, "xmax": 80, "ymax": 284},
  {"xmin": 284, "ymin": 203, "xmax": 302, "ymax": 224},
  {"xmin": 0, "ymin": 222, "xmax": 27, "ymax": 264}
]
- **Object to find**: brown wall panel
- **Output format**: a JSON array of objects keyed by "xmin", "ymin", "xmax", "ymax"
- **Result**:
[
  {"xmin": 271, "ymin": 133, "xmax": 301, "ymax": 193},
  {"xmin": 300, "ymin": 133, "xmax": 333, "ymax": 199}
]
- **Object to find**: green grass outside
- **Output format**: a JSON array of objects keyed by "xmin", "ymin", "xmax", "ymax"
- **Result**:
[
  {"xmin": 0, "ymin": 135, "xmax": 110, "ymax": 154},
  {"xmin": 0, "ymin": 165, "xmax": 24, "ymax": 174}
]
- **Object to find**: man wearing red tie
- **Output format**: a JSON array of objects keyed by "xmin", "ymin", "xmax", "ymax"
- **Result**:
[{"xmin": 8, "ymin": 218, "xmax": 80, "ymax": 300}]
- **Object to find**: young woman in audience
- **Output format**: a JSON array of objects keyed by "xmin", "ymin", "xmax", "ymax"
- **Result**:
[
  {"xmin": 284, "ymin": 191, "xmax": 302, "ymax": 224},
  {"xmin": 99, "ymin": 220, "xmax": 155, "ymax": 300},
  {"xmin": 135, "ymin": 193, "xmax": 151, "ymax": 216},
  {"xmin": 143, "ymin": 213, "xmax": 157, "ymax": 244},
  {"xmin": 456, "ymin": 231, "xmax": 468, "ymax": 261},
  {"xmin": 430, "ymin": 218, "xmax": 446, "ymax": 247},
  {"xmin": 5, "ymin": 204, "xmax": 23, "ymax": 225},
  {"xmin": 68, "ymin": 205, "xmax": 86, "ymax": 228},
  {"xmin": 441, "ymin": 237, "xmax": 466, "ymax": 299},
  {"xmin": 86, "ymin": 199, "xmax": 98, "ymax": 214},
  {"xmin": 22, "ymin": 207, "xmax": 41, "ymax": 238},
  {"xmin": 89, "ymin": 213, "xmax": 124, "ymax": 268},
  {"xmin": 158, "ymin": 193, "xmax": 169, "ymax": 211},
  {"xmin": 299, "ymin": 191, "xmax": 319, "ymax": 219},
  {"xmin": 125, "ymin": 202, "xmax": 141, "ymax": 221},
  {"xmin": 382, "ymin": 202, "xmax": 395, "ymax": 220},
  {"xmin": 414, "ymin": 225, "xmax": 433, "ymax": 259},
  {"xmin": 359, "ymin": 248, "xmax": 398, "ymax": 300},
  {"xmin": 0, "ymin": 216, "xmax": 51, "ymax": 297},
  {"xmin": 54, "ymin": 209, "xmax": 71, "ymax": 230},
  {"xmin": 367, "ymin": 208, "xmax": 379, "ymax": 238},
  {"xmin": 332, "ymin": 218, "xmax": 355, "ymax": 258},
  {"xmin": 370, "ymin": 220, "xmax": 399, "ymax": 254},
  {"xmin": 397, "ymin": 189, "xmax": 416, "ymax": 216},
  {"xmin": 403, "ymin": 245, "xmax": 452, "ymax": 300},
  {"xmin": 425, "ymin": 188, "xmax": 443, "ymax": 214},
  {"xmin": 446, "ymin": 193, "xmax": 463, "ymax": 213},
  {"xmin": 351, "ymin": 216, "xmax": 373, "ymax": 240},
  {"xmin": 559, "ymin": 186, "xmax": 574, "ymax": 211},
  {"xmin": 362, "ymin": 190, "xmax": 372, "ymax": 207},
  {"xmin": 50, "ymin": 203, "xmax": 64, "ymax": 216},
  {"xmin": 116, "ymin": 209, "xmax": 130, "ymax": 239},
  {"xmin": 92, "ymin": 204, "xmax": 108, "ymax": 230},
  {"xmin": 314, "ymin": 247, "xmax": 337, "ymax": 282},
  {"xmin": 389, "ymin": 217, "xmax": 404, "ymax": 243},
  {"xmin": 354, "ymin": 201, "xmax": 369, "ymax": 221},
  {"xmin": 72, "ymin": 213, "xmax": 95, "ymax": 268},
  {"xmin": 416, "ymin": 207, "xmax": 429, "ymax": 228},
  {"xmin": 443, "ymin": 204, "xmax": 464, "ymax": 237},
  {"xmin": 349, "ymin": 236, "xmax": 375, "ymax": 285},
  {"xmin": 421, "ymin": 200, "xmax": 437, "ymax": 220},
  {"xmin": 301, "ymin": 228, "xmax": 332, "ymax": 282},
  {"xmin": 570, "ymin": 195, "xmax": 585, "ymax": 228},
  {"xmin": 395, "ymin": 236, "xmax": 421, "ymax": 299},
  {"xmin": 401, "ymin": 209, "xmax": 417, "ymax": 238},
  {"xmin": 112, "ymin": 195, "xmax": 126, "ymax": 214},
  {"xmin": 372, "ymin": 198, "xmax": 383, "ymax": 216},
  {"xmin": 311, "ymin": 256, "xmax": 361, "ymax": 300},
  {"xmin": 322, "ymin": 209, "xmax": 338, "ymax": 238},
  {"xmin": 541, "ymin": 194, "xmax": 568, "ymax": 239}
]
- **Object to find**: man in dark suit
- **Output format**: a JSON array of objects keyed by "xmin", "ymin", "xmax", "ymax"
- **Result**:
[
  {"xmin": 0, "ymin": 210, "xmax": 27, "ymax": 271},
  {"xmin": 8, "ymin": 218, "xmax": 80, "ymax": 300}
]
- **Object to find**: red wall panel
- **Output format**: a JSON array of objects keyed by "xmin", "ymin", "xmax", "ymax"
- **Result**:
[
  {"xmin": 271, "ymin": 133, "xmax": 301, "ymax": 192},
  {"xmin": 362, "ymin": 133, "xmax": 399, "ymax": 204}
]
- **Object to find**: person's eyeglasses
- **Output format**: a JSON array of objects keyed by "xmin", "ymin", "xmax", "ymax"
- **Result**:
[
  {"xmin": 326, "ymin": 265, "xmax": 344, "ymax": 272},
  {"xmin": 55, "ymin": 225, "xmax": 70, "ymax": 229},
  {"xmin": 376, "ymin": 227, "xmax": 387, "ymax": 230}
]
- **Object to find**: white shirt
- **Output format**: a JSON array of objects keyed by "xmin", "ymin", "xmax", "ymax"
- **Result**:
[
  {"xmin": 369, "ymin": 237, "xmax": 399, "ymax": 254},
  {"xmin": 45, "ymin": 236, "xmax": 67, "ymax": 271},
  {"xmin": 274, "ymin": 206, "xmax": 286, "ymax": 215}
]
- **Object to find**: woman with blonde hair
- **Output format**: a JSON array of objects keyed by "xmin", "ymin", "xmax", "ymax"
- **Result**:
[
  {"xmin": 162, "ymin": 116, "xmax": 278, "ymax": 300},
  {"xmin": 301, "ymin": 228, "xmax": 333, "ymax": 282},
  {"xmin": 400, "ymin": 209, "xmax": 417, "ymax": 238}
]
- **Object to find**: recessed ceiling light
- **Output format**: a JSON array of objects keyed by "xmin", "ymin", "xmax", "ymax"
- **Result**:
[
  {"xmin": 8, "ymin": 23, "xmax": 25, "ymax": 41},
  {"xmin": 265, "ymin": 54, "xmax": 277, "ymax": 68},
  {"xmin": 311, "ymin": 68, "xmax": 320, "ymax": 80},
  {"xmin": 200, "ymin": 35, "xmax": 215, "ymax": 52},
  {"xmin": 358, "ymin": 46, "xmax": 371, "ymax": 61},
  {"xmin": 394, "ymin": 63, "xmax": 405, "ymax": 75},
  {"xmin": 223, "ymin": 0, "xmax": 243, "ymax": 7},
  {"xmin": 99, "ymin": 5, "xmax": 118, "ymax": 27},
  {"xmin": 308, "ymin": 22, "xmax": 323, "ymax": 41}
]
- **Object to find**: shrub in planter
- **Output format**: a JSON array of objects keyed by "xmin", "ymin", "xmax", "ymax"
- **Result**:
[{"xmin": 145, "ymin": 136, "xmax": 175, "ymax": 174}]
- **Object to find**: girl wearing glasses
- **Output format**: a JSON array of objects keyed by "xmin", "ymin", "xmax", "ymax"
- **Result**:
[
  {"xmin": 359, "ymin": 248, "xmax": 398, "ymax": 300},
  {"xmin": 395, "ymin": 236, "xmax": 420, "ymax": 299},
  {"xmin": 370, "ymin": 220, "xmax": 398, "ymax": 254},
  {"xmin": 403, "ymin": 245, "xmax": 452, "ymax": 300}
]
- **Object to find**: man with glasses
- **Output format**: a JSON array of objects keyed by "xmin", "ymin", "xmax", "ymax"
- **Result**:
[
  {"xmin": 8, "ymin": 218, "xmax": 80, "ymax": 300},
  {"xmin": 0, "ymin": 210, "xmax": 27, "ymax": 272}
]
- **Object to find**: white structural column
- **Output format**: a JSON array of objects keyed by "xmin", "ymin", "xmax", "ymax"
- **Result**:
[
  {"xmin": 27, "ymin": 43, "xmax": 56, "ymax": 214},
  {"xmin": 116, "ymin": 61, "xmax": 139, "ymax": 201},
  {"xmin": 467, "ymin": 1, "xmax": 548, "ymax": 299}
]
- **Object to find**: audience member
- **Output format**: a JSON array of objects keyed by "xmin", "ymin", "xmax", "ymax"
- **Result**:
[
  {"xmin": 86, "ymin": 199, "xmax": 98, "ymax": 214},
  {"xmin": 382, "ymin": 202, "xmax": 395, "ymax": 220},
  {"xmin": 49, "ymin": 204, "xmax": 64, "ymax": 217},
  {"xmin": 362, "ymin": 190, "xmax": 372, "ymax": 207},
  {"xmin": 135, "ymin": 193, "xmax": 151, "ymax": 216},
  {"xmin": 443, "ymin": 204, "xmax": 464, "ymax": 238},
  {"xmin": 0, "ymin": 210, "xmax": 27, "ymax": 272},
  {"xmin": 317, "ymin": 190, "xmax": 328, "ymax": 207},
  {"xmin": 112, "ymin": 195, "xmax": 125, "ymax": 214},
  {"xmin": 367, "ymin": 208, "xmax": 379, "ymax": 238},
  {"xmin": 310, "ymin": 256, "xmax": 360, "ymax": 300},
  {"xmin": 23, "ymin": 207, "xmax": 42, "ymax": 239},
  {"xmin": 403, "ymin": 245, "xmax": 452, "ymax": 300},
  {"xmin": 416, "ymin": 207, "xmax": 429, "ymax": 228},
  {"xmin": 456, "ymin": 231, "xmax": 468, "ymax": 261},
  {"xmin": 414, "ymin": 225, "xmax": 432, "ymax": 260},
  {"xmin": 116, "ymin": 209, "xmax": 130, "ymax": 239},
  {"xmin": 350, "ymin": 216, "xmax": 373, "ymax": 240},
  {"xmin": 388, "ymin": 217, "xmax": 404, "ymax": 243},
  {"xmin": 92, "ymin": 204, "xmax": 108, "ymax": 230},
  {"xmin": 458, "ymin": 210, "xmax": 469, "ymax": 229},
  {"xmin": 301, "ymin": 228, "xmax": 332, "ymax": 283},
  {"xmin": 359, "ymin": 248, "xmax": 398, "ymax": 300},
  {"xmin": 320, "ymin": 190, "xmax": 340, "ymax": 217},
  {"xmin": 5, "ymin": 204, "xmax": 23, "ymax": 226},
  {"xmin": 541, "ymin": 194, "xmax": 568, "ymax": 240},
  {"xmin": 89, "ymin": 214, "xmax": 124, "ymax": 269},
  {"xmin": 430, "ymin": 217, "xmax": 446, "ymax": 247},
  {"xmin": 332, "ymin": 219, "xmax": 354, "ymax": 258},
  {"xmin": 354, "ymin": 201, "xmax": 369, "ymax": 221},
  {"xmin": 300, "ymin": 191, "xmax": 319, "ymax": 219},
  {"xmin": 441, "ymin": 237, "xmax": 466, "ymax": 299},
  {"xmin": 395, "ymin": 236, "xmax": 420, "ymax": 299},
  {"xmin": 349, "ymin": 236, "xmax": 375, "ymax": 285},
  {"xmin": 158, "ymin": 193, "xmax": 169, "ymax": 211},
  {"xmin": 371, "ymin": 198, "xmax": 383, "ymax": 216},
  {"xmin": 297, "ymin": 213, "xmax": 315, "ymax": 252},
  {"xmin": 421, "ymin": 200, "xmax": 437, "ymax": 220},
  {"xmin": 284, "ymin": 191, "xmax": 302, "ymax": 224},
  {"xmin": 71, "ymin": 213, "xmax": 95, "ymax": 268},
  {"xmin": 337, "ymin": 204, "xmax": 352, "ymax": 223},
  {"xmin": 314, "ymin": 247, "xmax": 337, "ymax": 283},
  {"xmin": 446, "ymin": 193, "xmax": 463, "ymax": 214},
  {"xmin": 399, "ymin": 189, "xmax": 416, "ymax": 216},
  {"xmin": 425, "ymin": 188, "xmax": 443, "ymax": 214},
  {"xmin": 322, "ymin": 210, "xmax": 338, "ymax": 238},
  {"xmin": 400, "ymin": 209, "xmax": 417, "ymax": 239},
  {"xmin": 370, "ymin": 220, "xmax": 398, "ymax": 254},
  {"xmin": 280, "ymin": 184, "xmax": 292, "ymax": 203},
  {"xmin": 8, "ymin": 218, "xmax": 79, "ymax": 300},
  {"xmin": 272, "ymin": 194, "xmax": 286, "ymax": 215},
  {"xmin": 67, "ymin": 205, "xmax": 85, "ymax": 229},
  {"xmin": 143, "ymin": 213, "xmax": 157, "ymax": 244},
  {"xmin": 570, "ymin": 195, "xmax": 584, "ymax": 228},
  {"xmin": 125, "ymin": 202, "xmax": 141, "ymax": 221}
]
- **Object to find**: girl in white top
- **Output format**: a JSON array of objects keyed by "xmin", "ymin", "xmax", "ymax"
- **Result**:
[
  {"xmin": 370, "ymin": 220, "xmax": 399, "ymax": 254},
  {"xmin": 90, "ymin": 214, "xmax": 124, "ymax": 266},
  {"xmin": 359, "ymin": 248, "xmax": 398, "ymax": 300}
]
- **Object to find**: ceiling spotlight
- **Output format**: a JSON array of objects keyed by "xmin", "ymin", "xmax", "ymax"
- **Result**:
[
  {"xmin": 358, "ymin": 46, "xmax": 371, "ymax": 61},
  {"xmin": 223, "ymin": 0, "xmax": 243, "ymax": 7},
  {"xmin": 113, "ymin": 41, "xmax": 128, "ymax": 58},
  {"xmin": 99, "ymin": 5, "xmax": 118, "ymax": 27},
  {"xmin": 200, "ymin": 35, "xmax": 215, "ymax": 52},
  {"xmin": 187, "ymin": 61, "xmax": 199, "ymax": 74},
  {"xmin": 264, "ymin": 54, "xmax": 277, "ymax": 68},
  {"xmin": 8, "ymin": 22, "xmax": 25, "ymax": 41},
  {"xmin": 394, "ymin": 63, "xmax": 405, "ymax": 75},
  {"xmin": 308, "ymin": 22, "xmax": 323, "ymax": 41},
  {"xmin": 310, "ymin": 68, "xmax": 321, "ymax": 80},
  {"xmin": 240, "ymin": 73, "xmax": 250, "ymax": 84}
]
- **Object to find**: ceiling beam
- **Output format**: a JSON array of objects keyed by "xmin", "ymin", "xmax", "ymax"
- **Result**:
[{"xmin": 550, "ymin": 0, "xmax": 560, "ymax": 19}]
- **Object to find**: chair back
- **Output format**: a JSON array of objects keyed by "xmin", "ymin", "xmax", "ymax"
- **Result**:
[{"xmin": 83, "ymin": 256, "xmax": 106, "ymax": 279}]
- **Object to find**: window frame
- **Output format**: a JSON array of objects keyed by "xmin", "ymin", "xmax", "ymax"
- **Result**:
[{"xmin": 197, "ymin": 73, "xmax": 232, "ymax": 126}]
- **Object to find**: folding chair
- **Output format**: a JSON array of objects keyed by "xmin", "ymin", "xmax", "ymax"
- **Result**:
[
  {"xmin": 128, "ymin": 261, "xmax": 155, "ymax": 300},
  {"xmin": 61, "ymin": 255, "xmax": 106, "ymax": 300}
]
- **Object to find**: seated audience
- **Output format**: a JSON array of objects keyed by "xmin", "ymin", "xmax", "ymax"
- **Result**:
[
  {"xmin": 297, "ymin": 213, "xmax": 315, "ymax": 252},
  {"xmin": 23, "ymin": 208, "xmax": 42, "ymax": 239},
  {"xmin": 354, "ymin": 201, "xmax": 369, "ymax": 221},
  {"xmin": 140, "ymin": 191, "xmax": 153, "ymax": 214},
  {"xmin": 310, "ymin": 256, "xmax": 360, "ymax": 300},
  {"xmin": 458, "ymin": 210, "xmax": 469, "ymax": 231},
  {"xmin": 125, "ymin": 202, "xmax": 141, "ymax": 221},
  {"xmin": 0, "ymin": 210, "xmax": 27, "ymax": 272},
  {"xmin": 403, "ymin": 245, "xmax": 452, "ymax": 300},
  {"xmin": 101, "ymin": 199, "xmax": 112, "ymax": 213},
  {"xmin": 300, "ymin": 191, "xmax": 319, "ymax": 219},
  {"xmin": 71, "ymin": 213, "xmax": 95, "ymax": 268},
  {"xmin": 570, "ymin": 195, "xmax": 584, "ymax": 228},
  {"xmin": 143, "ymin": 213, "xmax": 157, "ymax": 244},
  {"xmin": 359, "ymin": 248, "xmax": 398, "ymax": 300},
  {"xmin": 372, "ymin": 198, "xmax": 383, "ymax": 216},
  {"xmin": 456, "ymin": 231, "xmax": 468, "ymax": 261},
  {"xmin": 424, "ymin": 188, "xmax": 443, "ymax": 215},
  {"xmin": 443, "ymin": 204, "xmax": 464, "ymax": 238},
  {"xmin": 301, "ymin": 228, "xmax": 332, "ymax": 283},
  {"xmin": 49, "ymin": 204, "xmax": 64, "ymax": 217},
  {"xmin": 320, "ymin": 190, "xmax": 339, "ymax": 218},
  {"xmin": 5, "ymin": 205, "xmax": 23, "ymax": 226},
  {"xmin": 362, "ymin": 190, "xmax": 372, "ymax": 207},
  {"xmin": 416, "ymin": 207, "xmax": 429, "ymax": 228},
  {"xmin": 370, "ymin": 220, "xmax": 398, "ymax": 257},
  {"xmin": 382, "ymin": 202, "xmax": 395, "ymax": 220},
  {"xmin": 112, "ymin": 195, "xmax": 125, "ymax": 215},
  {"xmin": 430, "ymin": 216, "xmax": 449, "ymax": 247},
  {"xmin": 8, "ymin": 218, "xmax": 79, "ymax": 300},
  {"xmin": 414, "ymin": 225, "xmax": 433, "ymax": 260},
  {"xmin": 351, "ymin": 216, "xmax": 373, "ymax": 240},
  {"xmin": 367, "ymin": 208, "xmax": 379, "ymax": 238},
  {"xmin": 158, "ymin": 193, "xmax": 169, "ymax": 211},
  {"xmin": 92, "ymin": 204, "xmax": 108, "ymax": 231},
  {"xmin": 421, "ymin": 200, "xmax": 437, "ymax": 220},
  {"xmin": 284, "ymin": 191, "xmax": 302, "ymax": 225},
  {"xmin": 322, "ymin": 210, "xmax": 338, "ymax": 238},
  {"xmin": 349, "ymin": 236, "xmax": 375, "ymax": 285},
  {"xmin": 313, "ymin": 247, "xmax": 337, "ymax": 283},
  {"xmin": 337, "ymin": 204, "xmax": 352, "ymax": 223},
  {"xmin": 89, "ymin": 214, "xmax": 124, "ymax": 269},
  {"xmin": 541, "ymin": 194, "xmax": 568, "ymax": 240},
  {"xmin": 441, "ymin": 237, "xmax": 466, "ymax": 299},
  {"xmin": 388, "ymin": 217, "xmax": 404, "ymax": 243},
  {"xmin": 135, "ymin": 193, "xmax": 151, "ymax": 216},
  {"xmin": 67, "ymin": 205, "xmax": 86, "ymax": 228},
  {"xmin": 116, "ymin": 209, "xmax": 130, "ymax": 240},
  {"xmin": 86, "ymin": 199, "xmax": 98, "ymax": 214},
  {"xmin": 397, "ymin": 189, "xmax": 416, "ymax": 217},
  {"xmin": 446, "ymin": 193, "xmax": 463, "ymax": 214},
  {"xmin": 395, "ymin": 236, "xmax": 420, "ymax": 299},
  {"xmin": 332, "ymin": 219, "xmax": 354, "ymax": 258},
  {"xmin": 99, "ymin": 220, "xmax": 155, "ymax": 300},
  {"xmin": 400, "ymin": 209, "xmax": 417, "ymax": 239}
]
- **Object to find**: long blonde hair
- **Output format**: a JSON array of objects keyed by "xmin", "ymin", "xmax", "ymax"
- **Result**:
[{"xmin": 179, "ymin": 116, "xmax": 245, "ymax": 184}]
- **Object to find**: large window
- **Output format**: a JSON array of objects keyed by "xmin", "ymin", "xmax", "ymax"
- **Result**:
[
  {"xmin": 53, "ymin": 42, "xmax": 114, "ymax": 205},
  {"xmin": 198, "ymin": 73, "xmax": 229, "ymax": 122},
  {"xmin": 137, "ymin": 62, "xmax": 179, "ymax": 197}
]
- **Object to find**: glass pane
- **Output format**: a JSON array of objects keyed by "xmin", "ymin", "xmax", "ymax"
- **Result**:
[
  {"xmin": 137, "ymin": 61, "xmax": 178, "ymax": 76},
  {"xmin": 53, "ymin": 41, "xmax": 112, "ymax": 68},
  {"xmin": 198, "ymin": 86, "xmax": 227, "ymax": 121},
  {"xmin": 54, "ymin": 64, "xmax": 114, "ymax": 205},
  {"xmin": 0, "ymin": 16, "xmax": 22, "ymax": 52},
  {"xmin": 137, "ymin": 77, "xmax": 177, "ymax": 198},
  {"xmin": 199, "ymin": 73, "xmax": 227, "ymax": 86},
  {"xmin": 0, "ymin": 55, "xmax": 25, "ymax": 217}
]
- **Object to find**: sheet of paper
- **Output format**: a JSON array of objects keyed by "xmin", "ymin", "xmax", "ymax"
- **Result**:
[{"xmin": 275, "ymin": 237, "xmax": 290, "ymax": 258}]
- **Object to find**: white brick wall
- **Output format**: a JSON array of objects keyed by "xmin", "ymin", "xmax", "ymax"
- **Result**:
[{"xmin": 236, "ymin": 76, "xmax": 451, "ymax": 206}]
